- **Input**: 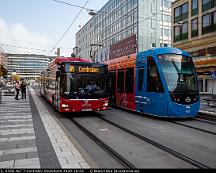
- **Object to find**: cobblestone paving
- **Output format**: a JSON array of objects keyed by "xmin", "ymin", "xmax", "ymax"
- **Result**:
[
  {"xmin": 0, "ymin": 93, "xmax": 40, "ymax": 168},
  {"xmin": 29, "ymin": 88, "xmax": 90, "ymax": 169}
]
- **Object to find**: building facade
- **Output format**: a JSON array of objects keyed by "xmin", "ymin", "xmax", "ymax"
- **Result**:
[
  {"xmin": 172, "ymin": 0, "xmax": 216, "ymax": 94},
  {"xmin": 0, "ymin": 47, "xmax": 7, "ymax": 78},
  {"xmin": 75, "ymin": 0, "xmax": 172, "ymax": 62},
  {"xmin": 6, "ymin": 54, "xmax": 50, "ymax": 80}
]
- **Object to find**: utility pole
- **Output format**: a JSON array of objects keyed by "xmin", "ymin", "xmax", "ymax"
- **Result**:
[{"xmin": 56, "ymin": 48, "xmax": 60, "ymax": 57}]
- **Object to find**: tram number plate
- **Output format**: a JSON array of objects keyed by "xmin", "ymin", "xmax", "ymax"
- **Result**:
[{"xmin": 82, "ymin": 109, "xmax": 92, "ymax": 111}]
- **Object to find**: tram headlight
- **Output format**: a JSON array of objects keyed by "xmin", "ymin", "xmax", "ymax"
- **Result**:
[
  {"xmin": 103, "ymin": 102, "xmax": 108, "ymax": 107},
  {"xmin": 62, "ymin": 104, "xmax": 69, "ymax": 108}
]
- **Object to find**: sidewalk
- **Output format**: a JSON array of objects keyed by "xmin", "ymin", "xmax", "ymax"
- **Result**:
[
  {"xmin": 0, "ymin": 87, "xmax": 92, "ymax": 169},
  {"xmin": 199, "ymin": 95, "xmax": 216, "ymax": 116}
]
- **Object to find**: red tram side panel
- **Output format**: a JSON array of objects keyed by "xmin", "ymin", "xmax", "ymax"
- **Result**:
[{"xmin": 105, "ymin": 54, "xmax": 136, "ymax": 111}]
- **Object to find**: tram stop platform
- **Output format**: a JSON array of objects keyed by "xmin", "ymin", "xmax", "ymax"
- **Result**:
[
  {"xmin": 0, "ymin": 86, "xmax": 95, "ymax": 169},
  {"xmin": 0, "ymin": 86, "xmax": 215, "ymax": 169}
]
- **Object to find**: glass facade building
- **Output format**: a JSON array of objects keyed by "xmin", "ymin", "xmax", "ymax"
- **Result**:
[
  {"xmin": 75, "ymin": 0, "xmax": 172, "ymax": 61},
  {"xmin": 6, "ymin": 54, "xmax": 50, "ymax": 79}
]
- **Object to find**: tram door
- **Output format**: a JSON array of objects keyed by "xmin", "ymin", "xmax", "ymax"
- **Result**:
[
  {"xmin": 135, "ymin": 64, "xmax": 145, "ymax": 112},
  {"xmin": 144, "ymin": 56, "xmax": 167, "ymax": 116},
  {"xmin": 108, "ymin": 71, "xmax": 116, "ymax": 105},
  {"xmin": 136, "ymin": 56, "xmax": 168, "ymax": 116},
  {"xmin": 55, "ymin": 72, "xmax": 60, "ymax": 111}
]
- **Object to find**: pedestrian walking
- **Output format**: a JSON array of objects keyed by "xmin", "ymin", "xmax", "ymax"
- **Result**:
[
  {"xmin": 20, "ymin": 79, "xmax": 27, "ymax": 99},
  {"xmin": 15, "ymin": 80, "xmax": 20, "ymax": 100}
]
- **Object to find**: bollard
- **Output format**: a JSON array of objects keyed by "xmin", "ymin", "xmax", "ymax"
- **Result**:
[{"xmin": 0, "ymin": 90, "xmax": 2, "ymax": 104}]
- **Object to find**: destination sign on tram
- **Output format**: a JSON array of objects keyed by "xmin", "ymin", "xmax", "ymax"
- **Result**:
[
  {"xmin": 63, "ymin": 64, "xmax": 106, "ymax": 73},
  {"xmin": 70, "ymin": 66, "xmax": 99, "ymax": 73}
]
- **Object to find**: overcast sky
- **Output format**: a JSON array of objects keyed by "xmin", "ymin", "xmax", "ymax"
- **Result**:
[{"xmin": 0, "ymin": 0, "xmax": 108, "ymax": 56}]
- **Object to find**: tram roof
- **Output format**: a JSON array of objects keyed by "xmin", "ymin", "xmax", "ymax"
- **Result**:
[
  {"xmin": 52, "ymin": 57, "xmax": 91, "ymax": 64},
  {"xmin": 139, "ymin": 47, "xmax": 191, "ymax": 58}
]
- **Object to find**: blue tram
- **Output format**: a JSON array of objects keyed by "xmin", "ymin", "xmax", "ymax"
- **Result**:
[{"xmin": 106, "ymin": 47, "xmax": 200, "ymax": 118}]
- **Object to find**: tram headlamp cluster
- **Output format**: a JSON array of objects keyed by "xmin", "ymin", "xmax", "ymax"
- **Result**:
[
  {"xmin": 103, "ymin": 102, "xmax": 108, "ymax": 107},
  {"xmin": 62, "ymin": 104, "xmax": 69, "ymax": 108}
]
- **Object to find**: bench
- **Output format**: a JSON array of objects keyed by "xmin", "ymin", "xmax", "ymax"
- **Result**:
[{"xmin": 202, "ymin": 98, "xmax": 216, "ymax": 106}]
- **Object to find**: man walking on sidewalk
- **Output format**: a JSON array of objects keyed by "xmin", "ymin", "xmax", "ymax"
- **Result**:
[{"xmin": 15, "ymin": 80, "xmax": 20, "ymax": 100}]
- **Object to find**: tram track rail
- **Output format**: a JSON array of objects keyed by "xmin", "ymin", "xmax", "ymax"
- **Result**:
[
  {"xmin": 70, "ymin": 117, "xmax": 136, "ymax": 169},
  {"xmin": 95, "ymin": 115, "xmax": 210, "ymax": 169},
  {"xmin": 168, "ymin": 120, "xmax": 216, "ymax": 136},
  {"xmin": 111, "ymin": 105, "xmax": 216, "ymax": 136},
  {"xmin": 197, "ymin": 113, "xmax": 216, "ymax": 122},
  {"xmin": 193, "ymin": 117, "xmax": 216, "ymax": 126}
]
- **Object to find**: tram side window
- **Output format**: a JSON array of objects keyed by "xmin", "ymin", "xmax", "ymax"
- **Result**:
[
  {"xmin": 125, "ymin": 68, "xmax": 134, "ymax": 93},
  {"xmin": 147, "ymin": 57, "xmax": 164, "ymax": 93},
  {"xmin": 109, "ymin": 71, "xmax": 116, "ymax": 93},
  {"xmin": 138, "ymin": 67, "xmax": 144, "ymax": 91},
  {"xmin": 117, "ymin": 69, "xmax": 124, "ymax": 93}
]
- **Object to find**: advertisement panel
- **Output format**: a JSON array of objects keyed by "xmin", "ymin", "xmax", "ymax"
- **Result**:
[{"xmin": 109, "ymin": 35, "xmax": 136, "ymax": 59}]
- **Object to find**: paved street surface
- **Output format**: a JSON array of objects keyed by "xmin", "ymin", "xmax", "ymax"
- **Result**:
[
  {"xmin": 199, "ymin": 95, "xmax": 216, "ymax": 116},
  {"xmin": 0, "ymin": 87, "xmax": 91, "ymax": 169},
  {"xmin": 0, "ymin": 87, "xmax": 215, "ymax": 169}
]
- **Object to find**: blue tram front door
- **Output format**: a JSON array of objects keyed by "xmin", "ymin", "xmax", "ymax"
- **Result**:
[{"xmin": 136, "ymin": 55, "xmax": 168, "ymax": 117}]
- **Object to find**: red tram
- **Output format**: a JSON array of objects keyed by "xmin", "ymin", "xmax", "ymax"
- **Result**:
[{"xmin": 40, "ymin": 57, "xmax": 109, "ymax": 112}]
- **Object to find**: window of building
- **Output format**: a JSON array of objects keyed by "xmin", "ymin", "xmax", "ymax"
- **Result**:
[
  {"xmin": 163, "ymin": 0, "xmax": 171, "ymax": 8},
  {"xmin": 174, "ymin": 22, "xmax": 188, "ymax": 41},
  {"xmin": 192, "ymin": 0, "xmax": 198, "ymax": 16},
  {"xmin": 214, "ymin": 11, "xmax": 216, "ymax": 31},
  {"xmin": 174, "ymin": 6, "xmax": 181, "ymax": 23},
  {"xmin": 174, "ymin": 3, "xmax": 188, "ymax": 23},
  {"xmin": 202, "ymin": 0, "xmax": 216, "ymax": 12},
  {"xmin": 174, "ymin": 26, "xmax": 181, "ymax": 42},
  {"xmin": 117, "ymin": 69, "xmax": 124, "ymax": 93},
  {"xmin": 164, "ymin": 29, "xmax": 171, "ymax": 38},
  {"xmin": 191, "ymin": 18, "xmax": 198, "ymax": 37},
  {"xmin": 125, "ymin": 68, "xmax": 134, "ymax": 93},
  {"xmin": 202, "ymin": 13, "xmax": 211, "ymax": 34},
  {"xmin": 182, "ymin": 3, "xmax": 189, "ymax": 20},
  {"xmin": 147, "ymin": 57, "xmax": 164, "ymax": 93},
  {"xmin": 163, "ymin": 14, "xmax": 171, "ymax": 22},
  {"xmin": 202, "ymin": 11, "xmax": 216, "ymax": 34}
]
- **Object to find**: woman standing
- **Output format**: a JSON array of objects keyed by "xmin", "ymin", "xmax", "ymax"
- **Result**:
[{"xmin": 15, "ymin": 80, "xmax": 20, "ymax": 100}]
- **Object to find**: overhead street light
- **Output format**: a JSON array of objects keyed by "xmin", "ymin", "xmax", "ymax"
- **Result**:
[
  {"xmin": 53, "ymin": 0, "xmax": 98, "ymax": 16},
  {"xmin": 87, "ymin": 9, "xmax": 97, "ymax": 16}
]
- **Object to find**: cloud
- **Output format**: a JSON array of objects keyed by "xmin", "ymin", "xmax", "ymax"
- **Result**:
[{"xmin": 0, "ymin": 17, "xmax": 52, "ymax": 55}]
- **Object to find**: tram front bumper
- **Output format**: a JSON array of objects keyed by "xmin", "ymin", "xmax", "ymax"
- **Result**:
[
  {"xmin": 167, "ymin": 101, "xmax": 200, "ymax": 118},
  {"xmin": 60, "ymin": 98, "xmax": 108, "ymax": 112}
]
